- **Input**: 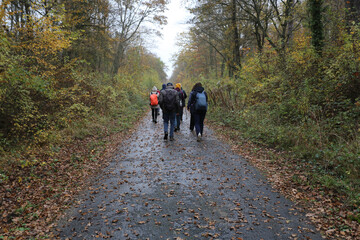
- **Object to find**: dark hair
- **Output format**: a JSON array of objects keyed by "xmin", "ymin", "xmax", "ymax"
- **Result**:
[{"xmin": 192, "ymin": 82, "xmax": 202, "ymax": 91}]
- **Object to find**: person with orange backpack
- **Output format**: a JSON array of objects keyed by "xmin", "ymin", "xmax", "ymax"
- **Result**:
[{"xmin": 150, "ymin": 86, "xmax": 160, "ymax": 123}]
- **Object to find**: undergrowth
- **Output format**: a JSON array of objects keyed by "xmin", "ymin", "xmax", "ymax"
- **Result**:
[
  {"xmin": 0, "ymin": 65, "xmax": 153, "ymax": 238},
  {"xmin": 208, "ymin": 103, "xmax": 360, "ymax": 208},
  {"xmin": 203, "ymin": 28, "xmax": 360, "ymax": 209}
]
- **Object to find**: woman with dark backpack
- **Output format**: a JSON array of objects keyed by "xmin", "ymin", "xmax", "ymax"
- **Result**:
[{"xmin": 188, "ymin": 82, "xmax": 208, "ymax": 141}]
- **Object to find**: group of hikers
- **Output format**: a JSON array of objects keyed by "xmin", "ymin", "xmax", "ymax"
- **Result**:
[{"xmin": 149, "ymin": 82, "xmax": 208, "ymax": 142}]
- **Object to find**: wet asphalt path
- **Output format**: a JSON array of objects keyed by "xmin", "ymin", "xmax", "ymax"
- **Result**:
[{"xmin": 56, "ymin": 111, "xmax": 323, "ymax": 239}]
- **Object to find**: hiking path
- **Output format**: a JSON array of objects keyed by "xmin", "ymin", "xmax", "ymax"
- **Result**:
[{"xmin": 55, "ymin": 111, "xmax": 323, "ymax": 240}]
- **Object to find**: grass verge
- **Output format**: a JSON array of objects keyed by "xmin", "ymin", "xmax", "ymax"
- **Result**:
[{"xmin": 207, "ymin": 107, "xmax": 360, "ymax": 240}]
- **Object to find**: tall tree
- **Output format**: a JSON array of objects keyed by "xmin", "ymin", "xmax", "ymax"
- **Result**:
[
  {"xmin": 267, "ymin": 0, "xmax": 301, "ymax": 56},
  {"xmin": 237, "ymin": 0, "xmax": 271, "ymax": 52},
  {"xmin": 189, "ymin": 0, "xmax": 242, "ymax": 78},
  {"xmin": 111, "ymin": 0, "xmax": 168, "ymax": 75},
  {"xmin": 230, "ymin": 0, "xmax": 241, "ymax": 77},
  {"xmin": 63, "ymin": 0, "xmax": 112, "ymax": 72},
  {"xmin": 308, "ymin": 0, "xmax": 324, "ymax": 55},
  {"xmin": 1, "ymin": 0, "xmax": 71, "ymax": 76}
]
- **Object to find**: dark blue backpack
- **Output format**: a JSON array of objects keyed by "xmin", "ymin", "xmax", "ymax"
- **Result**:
[{"xmin": 195, "ymin": 91, "xmax": 207, "ymax": 111}]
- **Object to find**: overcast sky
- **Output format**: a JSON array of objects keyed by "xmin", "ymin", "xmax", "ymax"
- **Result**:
[{"xmin": 152, "ymin": 0, "xmax": 192, "ymax": 79}]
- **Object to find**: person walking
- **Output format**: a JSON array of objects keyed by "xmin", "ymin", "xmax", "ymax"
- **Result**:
[
  {"xmin": 174, "ymin": 83, "xmax": 186, "ymax": 132},
  {"xmin": 187, "ymin": 85, "xmax": 196, "ymax": 132},
  {"xmin": 159, "ymin": 83, "xmax": 180, "ymax": 141},
  {"xmin": 176, "ymin": 83, "xmax": 187, "ymax": 122},
  {"xmin": 149, "ymin": 86, "xmax": 160, "ymax": 123},
  {"xmin": 188, "ymin": 82, "xmax": 208, "ymax": 141}
]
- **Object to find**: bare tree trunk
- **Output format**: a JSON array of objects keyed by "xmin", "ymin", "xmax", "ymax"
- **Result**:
[
  {"xmin": 112, "ymin": 42, "xmax": 125, "ymax": 75},
  {"xmin": 231, "ymin": 0, "xmax": 241, "ymax": 77},
  {"xmin": 209, "ymin": 44, "xmax": 214, "ymax": 74},
  {"xmin": 214, "ymin": 50, "xmax": 218, "ymax": 78},
  {"xmin": 287, "ymin": 0, "xmax": 294, "ymax": 45},
  {"xmin": 221, "ymin": 59, "xmax": 225, "ymax": 78},
  {"xmin": 255, "ymin": 24, "xmax": 263, "ymax": 52}
]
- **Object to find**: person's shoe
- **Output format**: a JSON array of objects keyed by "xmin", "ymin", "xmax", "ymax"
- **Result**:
[
  {"xmin": 197, "ymin": 133, "xmax": 201, "ymax": 142},
  {"xmin": 190, "ymin": 128, "xmax": 194, "ymax": 132},
  {"xmin": 170, "ymin": 136, "xmax": 174, "ymax": 141},
  {"xmin": 164, "ymin": 132, "xmax": 168, "ymax": 140},
  {"xmin": 154, "ymin": 120, "xmax": 157, "ymax": 123},
  {"xmin": 174, "ymin": 128, "xmax": 178, "ymax": 132}
]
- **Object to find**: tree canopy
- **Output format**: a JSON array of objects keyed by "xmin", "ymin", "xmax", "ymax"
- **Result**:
[{"xmin": 0, "ymin": 0, "xmax": 168, "ymax": 146}]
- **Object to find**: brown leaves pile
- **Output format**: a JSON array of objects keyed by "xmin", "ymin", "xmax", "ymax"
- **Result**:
[{"xmin": 0, "ymin": 126, "xmax": 138, "ymax": 239}]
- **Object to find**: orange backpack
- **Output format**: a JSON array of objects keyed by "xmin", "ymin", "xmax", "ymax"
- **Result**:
[{"xmin": 150, "ymin": 93, "xmax": 158, "ymax": 106}]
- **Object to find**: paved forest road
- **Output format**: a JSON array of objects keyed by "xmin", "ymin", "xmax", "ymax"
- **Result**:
[{"xmin": 56, "ymin": 112, "xmax": 323, "ymax": 240}]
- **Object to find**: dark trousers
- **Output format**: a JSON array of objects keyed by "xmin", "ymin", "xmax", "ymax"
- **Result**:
[
  {"xmin": 175, "ymin": 108, "xmax": 184, "ymax": 128},
  {"xmin": 152, "ymin": 108, "xmax": 159, "ymax": 121},
  {"xmin": 189, "ymin": 113, "xmax": 195, "ymax": 131},
  {"xmin": 179, "ymin": 107, "xmax": 184, "ymax": 121},
  {"xmin": 194, "ymin": 111, "xmax": 206, "ymax": 135}
]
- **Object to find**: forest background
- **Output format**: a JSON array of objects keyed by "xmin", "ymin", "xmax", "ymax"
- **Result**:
[{"xmin": 0, "ymin": 0, "xmax": 360, "ymax": 239}]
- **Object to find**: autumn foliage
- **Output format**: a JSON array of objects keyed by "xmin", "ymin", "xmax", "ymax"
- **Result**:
[
  {"xmin": 0, "ymin": 0, "xmax": 167, "ymax": 238},
  {"xmin": 172, "ymin": 0, "xmax": 360, "ymax": 239}
]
